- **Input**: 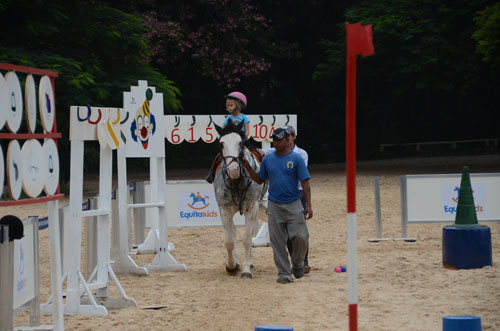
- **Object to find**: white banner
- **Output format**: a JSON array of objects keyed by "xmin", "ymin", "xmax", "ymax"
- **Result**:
[
  {"xmin": 164, "ymin": 114, "xmax": 297, "ymax": 144},
  {"xmin": 165, "ymin": 180, "xmax": 245, "ymax": 228},
  {"xmin": 402, "ymin": 173, "xmax": 500, "ymax": 223},
  {"xmin": 13, "ymin": 219, "xmax": 35, "ymax": 310}
]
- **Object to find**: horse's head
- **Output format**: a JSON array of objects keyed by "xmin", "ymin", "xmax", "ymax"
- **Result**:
[{"xmin": 215, "ymin": 120, "xmax": 245, "ymax": 180}]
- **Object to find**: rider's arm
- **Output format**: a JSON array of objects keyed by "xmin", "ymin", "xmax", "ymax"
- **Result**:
[
  {"xmin": 242, "ymin": 157, "xmax": 264, "ymax": 185},
  {"xmin": 244, "ymin": 122, "xmax": 250, "ymax": 140}
]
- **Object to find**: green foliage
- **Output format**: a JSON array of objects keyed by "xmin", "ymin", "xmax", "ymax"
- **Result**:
[
  {"xmin": 0, "ymin": 0, "xmax": 182, "ymax": 113},
  {"xmin": 314, "ymin": 0, "xmax": 500, "ymax": 150},
  {"xmin": 0, "ymin": 0, "xmax": 181, "ymax": 177},
  {"xmin": 473, "ymin": 2, "xmax": 500, "ymax": 69}
]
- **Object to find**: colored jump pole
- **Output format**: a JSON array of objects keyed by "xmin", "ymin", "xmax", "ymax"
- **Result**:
[
  {"xmin": 346, "ymin": 49, "xmax": 358, "ymax": 331},
  {"xmin": 345, "ymin": 22, "xmax": 374, "ymax": 331}
]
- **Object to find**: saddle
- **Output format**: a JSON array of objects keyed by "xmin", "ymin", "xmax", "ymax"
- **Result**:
[{"xmin": 249, "ymin": 149, "xmax": 263, "ymax": 164}]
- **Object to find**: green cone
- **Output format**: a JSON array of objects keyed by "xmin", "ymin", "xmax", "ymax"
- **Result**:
[{"xmin": 454, "ymin": 166, "xmax": 479, "ymax": 228}]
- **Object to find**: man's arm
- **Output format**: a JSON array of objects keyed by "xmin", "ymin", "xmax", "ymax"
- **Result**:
[
  {"xmin": 300, "ymin": 179, "xmax": 313, "ymax": 219},
  {"xmin": 242, "ymin": 157, "xmax": 264, "ymax": 184}
]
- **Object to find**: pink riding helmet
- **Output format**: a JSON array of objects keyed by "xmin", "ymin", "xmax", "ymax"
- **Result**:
[{"xmin": 226, "ymin": 91, "xmax": 247, "ymax": 109}]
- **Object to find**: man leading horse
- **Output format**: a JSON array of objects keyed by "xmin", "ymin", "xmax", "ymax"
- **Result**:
[{"xmin": 243, "ymin": 127, "xmax": 313, "ymax": 284}]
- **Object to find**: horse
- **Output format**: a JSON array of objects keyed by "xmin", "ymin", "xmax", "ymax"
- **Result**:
[{"xmin": 212, "ymin": 120, "xmax": 268, "ymax": 278}]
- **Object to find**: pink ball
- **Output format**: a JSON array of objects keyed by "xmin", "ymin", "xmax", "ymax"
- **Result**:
[{"xmin": 335, "ymin": 267, "xmax": 342, "ymax": 273}]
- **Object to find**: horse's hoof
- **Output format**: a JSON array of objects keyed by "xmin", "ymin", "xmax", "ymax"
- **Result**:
[
  {"xmin": 241, "ymin": 272, "xmax": 252, "ymax": 279},
  {"xmin": 226, "ymin": 264, "xmax": 240, "ymax": 275}
]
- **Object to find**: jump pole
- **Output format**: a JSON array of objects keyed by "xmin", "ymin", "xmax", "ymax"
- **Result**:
[{"xmin": 345, "ymin": 22, "xmax": 374, "ymax": 331}]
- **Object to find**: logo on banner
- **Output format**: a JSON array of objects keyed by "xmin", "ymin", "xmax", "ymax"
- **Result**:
[
  {"xmin": 17, "ymin": 241, "xmax": 27, "ymax": 294},
  {"xmin": 178, "ymin": 190, "xmax": 219, "ymax": 221},
  {"xmin": 188, "ymin": 192, "xmax": 210, "ymax": 210},
  {"xmin": 442, "ymin": 184, "xmax": 485, "ymax": 215}
]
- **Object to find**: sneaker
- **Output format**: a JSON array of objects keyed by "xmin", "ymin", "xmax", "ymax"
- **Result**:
[
  {"xmin": 205, "ymin": 172, "xmax": 214, "ymax": 184},
  {"xmin": 292, "ymin": 266, "xmax": 304, "ymax": 279},
  {"xmin": 277, "ymin": 277, "xmax": 291, "ymax": 284},
  {"xmin": 304, "ymin": 265, "xmax": 311, "ymax": 274}
]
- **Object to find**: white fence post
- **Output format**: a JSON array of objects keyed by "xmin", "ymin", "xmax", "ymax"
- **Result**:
[{"xmin": 0, "ymin": 225, "xmax": 14, "ymax": 331}]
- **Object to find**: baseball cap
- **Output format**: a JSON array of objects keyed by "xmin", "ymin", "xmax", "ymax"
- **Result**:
[
  {"xmin": 282, "ymin": 125, "xmax": 296, "ymax": 136},
  {"xmin": 271, "ymin": 127, "xmax": 289, "ymax": 140}
]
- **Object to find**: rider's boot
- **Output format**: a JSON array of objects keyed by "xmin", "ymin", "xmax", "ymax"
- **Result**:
[
  {"xmin": 206, "ymin": 153, "xmax": 221, "ymax": 184},
  {"xmin": 205, "ymin": 171, "xmax": 215, "ymax": 184}
]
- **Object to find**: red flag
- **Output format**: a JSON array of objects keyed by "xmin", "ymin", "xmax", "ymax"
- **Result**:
[{"xmin": 346, "ymin": 22, "xmax": 374, "ymax": 57}]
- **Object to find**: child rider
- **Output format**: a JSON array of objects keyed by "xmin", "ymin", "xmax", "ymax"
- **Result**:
[{"xmin": 206, "ymin": 91, "xmax": 251, "ymax": 183}]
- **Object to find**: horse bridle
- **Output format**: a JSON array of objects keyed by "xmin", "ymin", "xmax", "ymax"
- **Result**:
[
  {"xmin": 220, "ymin": 140, "xmax": 244, "ymax": 170},
  {"xmin": 218, "ymin": 138, "xmax": 253, "ymax": 214}
]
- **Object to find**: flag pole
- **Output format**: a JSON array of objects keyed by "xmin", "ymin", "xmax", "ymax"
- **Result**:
[
  {"xmin": 346, "ymin": 50, "xmax": 358, "ymax": 331},
  {"xmin": 345, "ymin": 21, "xmax": 373, "ymax": 331}
]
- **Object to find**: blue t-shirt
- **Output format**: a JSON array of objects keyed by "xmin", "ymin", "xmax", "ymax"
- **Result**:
[
  {"xmin": 258, "ymin": 150, "xmax": 310, "ymax": 203},
  {"xmin": 224, "ymin": 114, "xmax": 250, "ymax": 134}
]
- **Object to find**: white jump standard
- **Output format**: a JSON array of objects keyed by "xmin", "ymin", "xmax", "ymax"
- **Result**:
[
  {"xmin": 113, "ymin": 80, "xmax": 186, "ymax": 273},
  {"xmin": 48, "ymin": 105, "xmax": 137, "ymax": 317}
]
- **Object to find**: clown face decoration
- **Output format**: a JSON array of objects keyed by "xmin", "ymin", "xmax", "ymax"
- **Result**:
[
  {"xmin": 123, "ymin": 81, "xmax": 165, "ymax": 158},
  {"xmin": 130, "ymin": 88, "xmax": 156, "ymax": 150}
]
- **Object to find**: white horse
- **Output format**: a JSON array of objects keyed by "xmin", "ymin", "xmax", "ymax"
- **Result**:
[{"xmin": 213, "ymin": 120, "xmax": 267, "ymax": 278}]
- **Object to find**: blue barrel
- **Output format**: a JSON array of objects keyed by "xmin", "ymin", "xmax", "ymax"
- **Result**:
[
  {"xmin": 443, "ymin": 315, "xmax": 481, "ymax": 331},
  {"xmin": 442, "ymin": 225, "xmax": 492, "ymax": 269},
  {"xmin": 255, "ymin": 326, "xmax": 293, "ymax": 331}
]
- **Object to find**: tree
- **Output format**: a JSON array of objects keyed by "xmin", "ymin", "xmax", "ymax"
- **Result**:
[
  {"xmin": 314, "ymin": 0, "xmax": 500, "ymax": 157},
  {"xmin": 138, "ymin": 0, "xmax": 298, "ymax": 89},
  {"xmin": 473, "ymin": 2, "xmax": 500, "ymax": 69},
  {"xmin": 0, "ymin": 0, "xmax": 182, "ymax": 178}
]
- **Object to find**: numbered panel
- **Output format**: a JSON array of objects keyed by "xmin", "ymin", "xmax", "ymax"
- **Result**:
[{"xmin": 163, "ymin": 114, "xmax": 297, "ymax": 143}]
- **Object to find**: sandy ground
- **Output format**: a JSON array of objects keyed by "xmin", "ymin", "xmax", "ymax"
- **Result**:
[{"xmin": 8, "ymin": 155, "xmax": 500, "ymax": 330}]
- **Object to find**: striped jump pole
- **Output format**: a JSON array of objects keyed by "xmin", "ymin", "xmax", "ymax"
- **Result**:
[{"xmin": 345, "ymin": 22, "xmax": 374, "ymax": 331}]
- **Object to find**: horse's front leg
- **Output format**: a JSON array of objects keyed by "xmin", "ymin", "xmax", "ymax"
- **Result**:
[
  {"xmin": 241, "ymin": 204, "xmax": 259, "ymax": 278},
  {"xmin": 220, "ymin": 209, "xmax": 240, "ymax": 275}
]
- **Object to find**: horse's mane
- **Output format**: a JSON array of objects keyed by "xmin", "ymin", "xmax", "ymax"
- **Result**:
[{"xmin": 216, "ymin": 118, "xmax": 245, "ymax": 140}]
